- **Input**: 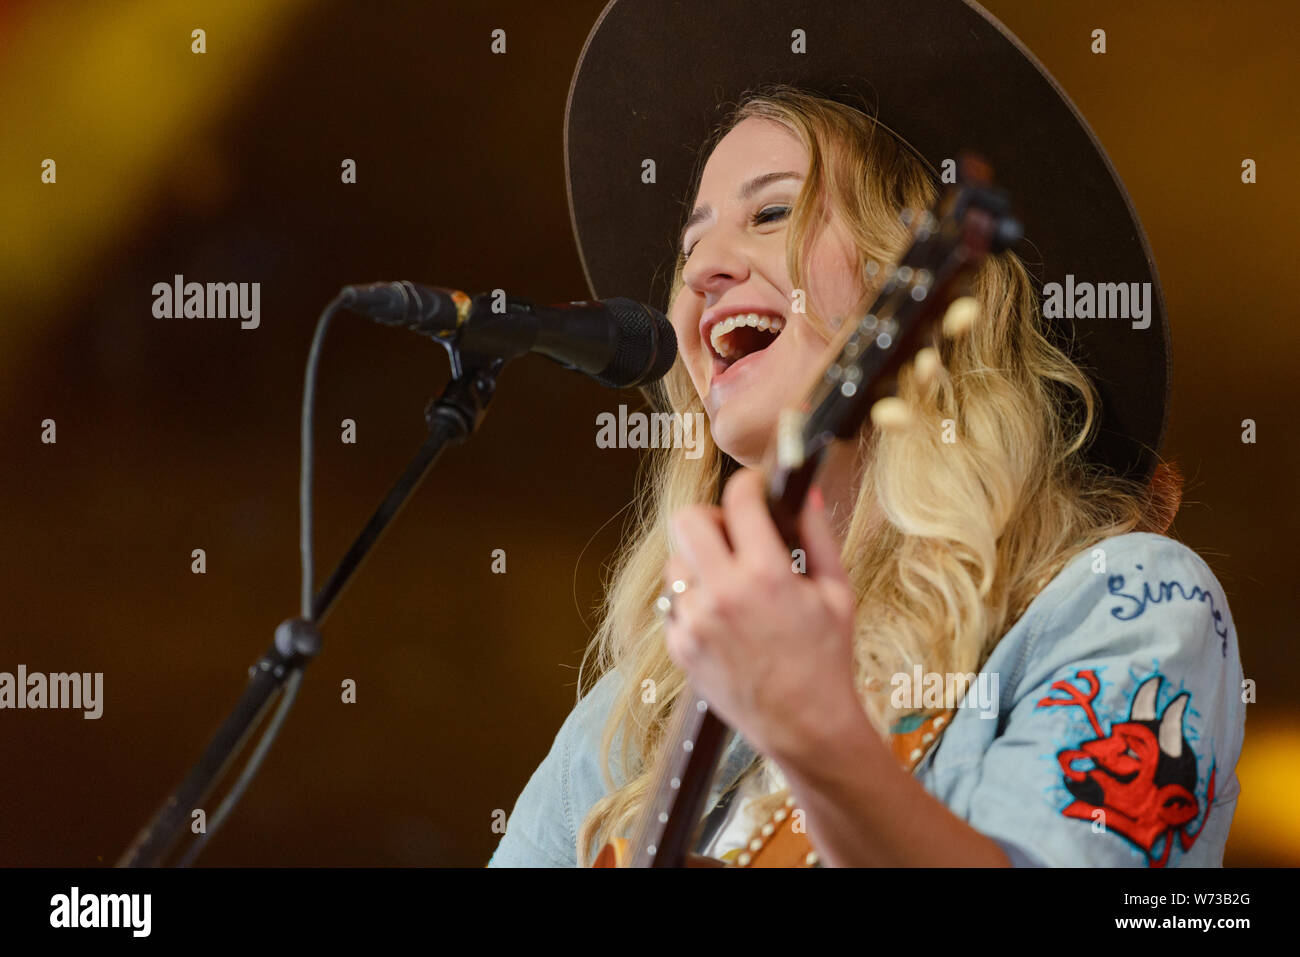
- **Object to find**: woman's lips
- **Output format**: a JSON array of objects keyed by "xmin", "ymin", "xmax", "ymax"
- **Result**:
[{"xmin": 705, "ymin": 338, "xmax": 777, "ymax": 410}]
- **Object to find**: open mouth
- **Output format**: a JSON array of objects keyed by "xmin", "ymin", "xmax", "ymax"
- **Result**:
[
  {"xmin": 1096, "ymin": 764, "xmax": 1139, "ymax": 785},
  {"xmin": 707, "ymin": 312, "xmax": 785, "ymax": 367}
]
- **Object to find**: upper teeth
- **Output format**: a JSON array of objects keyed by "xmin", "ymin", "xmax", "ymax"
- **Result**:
[{"xmin": 709, "ymin": 312, "xmax": 784, "ymax": 359}]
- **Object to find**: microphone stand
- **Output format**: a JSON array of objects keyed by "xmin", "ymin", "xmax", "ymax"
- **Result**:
[{"xmin": 117, "ymin": 340, "xmax": 504, "ymax": 867}]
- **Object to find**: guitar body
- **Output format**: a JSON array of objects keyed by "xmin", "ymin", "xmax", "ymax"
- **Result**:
[
  {"xmin": 592, "ymin": 838, "xmax": 625, "ymax": 868},
  {"xmin": 593, "ymin": 838, "xmax": 728, "ymax": 868},
  {"xmin": 594, "ymin": 708, "xmax": 955, "ymax": 866}
]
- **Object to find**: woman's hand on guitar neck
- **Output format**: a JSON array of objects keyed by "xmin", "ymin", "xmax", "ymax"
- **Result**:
[
  {"xmin": 662, "ymin": 466, "xmax": 865, "ymax": 766},
  {"xmin": 663, "ymin": 466, "xmax": 1012, "ymax": 867}
]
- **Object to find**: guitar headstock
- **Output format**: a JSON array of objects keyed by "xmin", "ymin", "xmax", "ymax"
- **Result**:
[{"xmin": 768, "ymin": 156, "xmax": 1020, "ymax": 524}]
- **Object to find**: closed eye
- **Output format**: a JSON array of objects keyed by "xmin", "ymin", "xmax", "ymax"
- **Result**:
[
  {"xmin": 753, "ymin": 204, "xmax": 790, "ymax": 226},
  {"xmin": 679, "ymin": 204, "xmax": 792, "ymax": 264}
]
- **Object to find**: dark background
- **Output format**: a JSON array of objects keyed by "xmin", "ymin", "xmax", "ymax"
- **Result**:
[{"xmin": 1, "ymin": 0, "xmax": 1296, "ymax": 866}]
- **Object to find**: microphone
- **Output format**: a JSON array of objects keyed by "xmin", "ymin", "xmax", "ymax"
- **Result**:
[{"xmin": 340, "ymin": 281, "xmax": 677, "ymax": 388}]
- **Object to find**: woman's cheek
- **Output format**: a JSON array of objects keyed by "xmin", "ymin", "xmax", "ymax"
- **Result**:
[{"xmin": 670, "ymin": 321, "xmax": 704, "ymax": 388}]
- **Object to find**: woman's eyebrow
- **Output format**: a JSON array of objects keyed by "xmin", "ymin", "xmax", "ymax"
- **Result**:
[{"xmin": 679, "ymin": 170, "xmax": 803, "ymax": 247}]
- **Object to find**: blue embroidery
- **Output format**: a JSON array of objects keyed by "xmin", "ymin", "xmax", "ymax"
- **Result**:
[
  {"xmin": 890, "ymin": 712, "xmax": 929, "ymax": 734},
  {"xmin": 1106, "ymin": 567, "xmax": 1229, "ymax": 657}
]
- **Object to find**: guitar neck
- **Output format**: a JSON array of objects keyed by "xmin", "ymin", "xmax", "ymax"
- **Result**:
[
  {"xmin": 627, "ymin": 685, "xmax": 732, "ymax": 867},
  {"xmin": 630, "ymin": 453, "xmax": 822, "ymax": 868}
]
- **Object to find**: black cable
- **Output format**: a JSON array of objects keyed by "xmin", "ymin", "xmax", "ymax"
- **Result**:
[
  {"xmin": 176, "ymin": 292, "xmax": 348, "ymax": 865},
  {"xmin": 301, "ymin": 296, "xmax": 344, "ymax": 617},
  {"xmin": 176, "ymin": 667, "xmax": 304, "ymax": 867}
]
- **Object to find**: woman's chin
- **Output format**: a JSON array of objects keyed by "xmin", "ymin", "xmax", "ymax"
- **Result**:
[{"xmin": 706, "ymin": 405, "xmax": 774, "ymax": 468}]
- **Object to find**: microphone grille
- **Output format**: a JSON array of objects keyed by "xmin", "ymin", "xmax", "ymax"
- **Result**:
[{"xmin": 596, "ymin": 299, "xmax": 677, "ymax": 388}]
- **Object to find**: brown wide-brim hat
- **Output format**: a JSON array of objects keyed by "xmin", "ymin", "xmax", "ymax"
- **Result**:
[{"xmin": 564, "ymin": 0, "xmax": 1170, "ymax": 482}]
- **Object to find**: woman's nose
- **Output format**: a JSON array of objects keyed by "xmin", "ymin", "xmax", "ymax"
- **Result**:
[{"xmin": 682, "ymin": 226, "xmax": 750, "ymax": 294}]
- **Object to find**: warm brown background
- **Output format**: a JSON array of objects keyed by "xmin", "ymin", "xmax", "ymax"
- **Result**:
[{"xmin": 1, "ymin": 0, "xmax": 1296, "ymax": 866}]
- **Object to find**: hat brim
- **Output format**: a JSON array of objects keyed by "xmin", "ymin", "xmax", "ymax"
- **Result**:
[{"xmin": 565, "ymin": 0, "xmax": 1170, "ymax": 481}]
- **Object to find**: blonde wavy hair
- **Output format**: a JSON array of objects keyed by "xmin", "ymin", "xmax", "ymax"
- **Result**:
[{"xmin": 574, "ymin": 85, "xmax": 1180, "ymax": 865}]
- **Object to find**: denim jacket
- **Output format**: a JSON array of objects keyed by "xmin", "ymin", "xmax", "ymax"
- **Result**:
[{"xmin": 488, "ymin": 532, "xmax": 1244, "ymax": 867}]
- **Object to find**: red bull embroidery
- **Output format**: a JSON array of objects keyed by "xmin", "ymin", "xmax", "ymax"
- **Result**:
[{"xmin": 1038, "ymin": 669, "xmax": 1216, "ymax": 867}]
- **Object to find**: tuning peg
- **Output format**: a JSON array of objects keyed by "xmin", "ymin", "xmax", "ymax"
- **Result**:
[
  {"xmin": 869, "ymin": 396, "xmax": 912, "ymax": 430},
  {"xmin": 941, "ymin": 296, "xmax": 979, "ymax": 337},
  {"xmin": 913, "ymin": 347, "xmax": 942, "ymax": 385}
]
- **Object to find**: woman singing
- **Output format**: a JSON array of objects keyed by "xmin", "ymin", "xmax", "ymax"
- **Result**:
[{"xmin": 490, "ymin": 1, "xmax": 1244, "ymax": 868}]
